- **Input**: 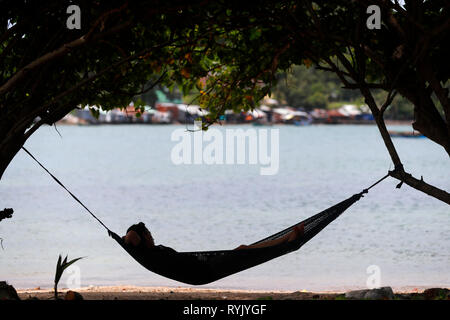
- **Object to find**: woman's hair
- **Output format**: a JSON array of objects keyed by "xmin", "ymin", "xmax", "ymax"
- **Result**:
[{"xmin": 127, "ymin": 222, "xmax": 148, "ymax": 238}]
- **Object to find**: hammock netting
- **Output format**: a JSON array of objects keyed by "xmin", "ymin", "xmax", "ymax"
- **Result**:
[{"xmin": 108, "ymin": 192, "xmax": 364, "ymax": 285}]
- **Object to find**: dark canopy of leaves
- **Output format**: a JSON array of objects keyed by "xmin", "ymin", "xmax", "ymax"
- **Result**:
[{"xmin": 0, "ymin": 1, "xmax": 449, "ymax": 202}]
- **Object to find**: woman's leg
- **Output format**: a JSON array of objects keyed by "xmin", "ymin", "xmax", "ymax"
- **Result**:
[
  {"xmin": 287, "ymin": 223, "xmax": 304, "ymax": 242},
  {"xmin": 235, "ymin": 223, "xmax": 304, "ymax": 250}
]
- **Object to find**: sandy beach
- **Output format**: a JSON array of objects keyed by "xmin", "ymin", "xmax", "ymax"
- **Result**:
[
  {"xmin": 15, "ymin": 285, "xmax": 449, "ymax": 300},
  {"xmin": 17, "ymin": 286, "xmax": 337, "ymax": 300}
]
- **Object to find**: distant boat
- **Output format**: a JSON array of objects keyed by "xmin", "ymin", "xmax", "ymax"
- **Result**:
[
  {"xmin": 389, "ymin": 130, "xmax": 425, "ymax": 138},
  {"xmin": 285, "ymin": 111, "xmax": 313, "ymax": 126},
  {"xmin": 252, "ymin": 120, "xmax": 272, "ymax": 126}
]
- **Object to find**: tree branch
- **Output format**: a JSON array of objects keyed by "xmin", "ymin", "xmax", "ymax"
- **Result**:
[
  {"xmin": 0, "ymin": 36, "xmax": 86, "ymax": 95},
  {"xmin": 2, "ymin": 47, "xmax": 151, "ymax": 151},
  {"xmin": 0, "ymin": 16, "xmax": 132, "ymax": 97},
  {"xmin": 389, "ymin": 169, "xmax": 450, "ymax": 205},
  {"xmin": 379, "ymin": 90, "xmax": 398, "ymax": 116}
]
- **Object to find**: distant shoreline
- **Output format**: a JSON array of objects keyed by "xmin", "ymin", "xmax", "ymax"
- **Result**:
[{"xmin": 55, "ymin": 120, "xmax": 413, "ymax": 126}]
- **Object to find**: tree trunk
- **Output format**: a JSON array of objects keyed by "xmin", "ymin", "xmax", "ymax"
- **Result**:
[
  {"xmin": 0, "ymin": 124, "xmax": 27, "ymax": 180},
  {"xmin": 402, "ymin": 87, "xmax": 450, "ymax": 156},
  {"xmin": 0, "ymin": 106, "xmax": 41, "ymax": 180},
  {"xmin": 0, "ymin": 102, "xmax": 74, "ymax": 179}
]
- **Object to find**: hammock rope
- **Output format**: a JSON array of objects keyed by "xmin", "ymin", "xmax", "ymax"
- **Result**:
[
  {"xmin": 21, "ymin": 147, "xmax": 111, "ymax": 232},
  {"xmin": 21, "ymin": 146, "xmax": 391, "ymax": 285}
]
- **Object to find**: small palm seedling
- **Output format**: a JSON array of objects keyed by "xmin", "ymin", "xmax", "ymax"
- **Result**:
[{"xmin": 54, "ymin": 254, "xmax": 83, "ymax": 300}]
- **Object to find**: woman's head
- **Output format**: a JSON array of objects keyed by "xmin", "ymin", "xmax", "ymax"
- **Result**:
[
  {"xmin": 127, "ymin": 222, "xmax": 154, "ymax": 247},
  {"xmin": 127, "ymin": 222, "xmax": 147, "ymax": 235}
]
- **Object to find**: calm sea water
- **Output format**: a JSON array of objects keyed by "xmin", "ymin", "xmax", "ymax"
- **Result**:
[{"xmin": 0, "ymin": 124, "xmax": 448, "ymax": 291}]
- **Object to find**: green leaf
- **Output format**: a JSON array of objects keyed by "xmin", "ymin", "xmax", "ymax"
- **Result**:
[
  {"xmin": 249, "ymin": 28, "xmax": 261, "ymax": 40},
  {"xmin": 54, "ymin": 254, "xmax": 64, "ymax": 286},
  {"xmin": 62, "ymin": 257, "xmax": 84, "ymax": 271}
]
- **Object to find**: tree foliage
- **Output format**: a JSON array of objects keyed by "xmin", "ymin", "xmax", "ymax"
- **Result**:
[
  {"xmin": 272, "ymin": 65, "xmax": 415, "ymax": 120},
  {"xmin": 0, "ymin": 0, "xmax": 449, "ymax": 203}
]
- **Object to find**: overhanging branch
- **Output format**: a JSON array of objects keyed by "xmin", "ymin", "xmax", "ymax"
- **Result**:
[
  {"xmin": 0, "ymin": 16, "xmax": 132, "ymax": 98},
  {"xmin": 389, "ymin": 170, "xmax": 450, "ymax": 205}
]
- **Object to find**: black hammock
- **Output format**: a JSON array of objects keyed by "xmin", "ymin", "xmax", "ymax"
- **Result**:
[
  {"xmin": 108, "ymin": 192, "xmax": 366, "ymax": 285},
  {"xmin": 22, "ymin": 147, "xmax": 389, "ymax": 286}
]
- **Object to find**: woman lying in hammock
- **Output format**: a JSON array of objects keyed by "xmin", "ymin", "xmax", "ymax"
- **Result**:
[{"xmin": 123, "ymin": 222, "xmax": 305, "ymax": 252}]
